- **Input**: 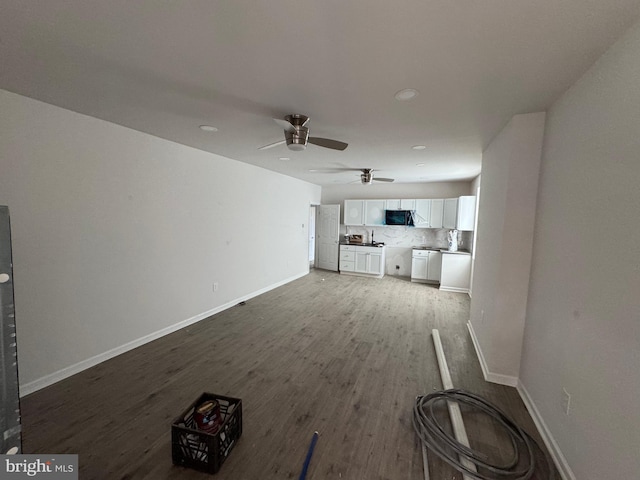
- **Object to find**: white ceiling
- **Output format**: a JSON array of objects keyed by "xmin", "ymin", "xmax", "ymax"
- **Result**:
[{"xmin": 1, "ymin": 1, "xmax": 639, "ymax": 186}]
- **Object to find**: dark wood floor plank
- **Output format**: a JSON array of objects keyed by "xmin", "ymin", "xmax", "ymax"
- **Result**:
[{"xmin": 20, "ymin": 270, "xmax": 558, "ymax": 479}]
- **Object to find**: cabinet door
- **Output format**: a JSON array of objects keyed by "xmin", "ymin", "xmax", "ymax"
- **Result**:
[
  {"xmin": 413, "ymin": 199, "xmax": 431, "ymax": 227},
  {"xmin": 456, "ymin": 196, "xmax": 476, "ymax": 231},
  {"xmin": 355, "ymin": 251, "xmax": 369, "ymax": 272},
  {"xmin": 368, "ymin": 253, "xmax": 383, "ymax": 275},
  {"xmin": 344, "ymin": 200, "xmax": 365, "ymax": 225},
  {"xmin": 443, "ymin": 198, "xmax": 458, "ymax": 229},
  {"xmin": 429, "ymin": 199, "xmax": 444, "ymax": 229},
  {"xmin": 440, "ymin": 254, "xmax": 471, "ymax": 290},
  {"xmin": 385, "ymin": 199, "xmax": 401, "ymax": 210},
  {"xmin": 364, "ymin": 200, "xmax": 385, "ymax": 225},
  {"xmin": 411, "ymin": 256, "xmax": 428, "ymax": 280},
  {"xmin": 400, "ymin": 199, "xmax": 416, "ymax": 210},
  {"xmin": 427, "ymin": 251, "xmax": 442, "ymax": 281}
]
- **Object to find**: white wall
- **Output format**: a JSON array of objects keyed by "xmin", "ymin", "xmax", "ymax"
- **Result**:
[
  {"xmin": 0, "ymin": 90, "xmax": 321, "ymax": 393},
  {"xmin": 469, "ymin": 112, "xmax": 546, "ymax": 384},
  {"xmin": 520, "ymin": 21, "xmax": 640, "ymax": 480},
  {"xmin": 321, "ymin": 181, "xmax": 472, "ymax": 205}
]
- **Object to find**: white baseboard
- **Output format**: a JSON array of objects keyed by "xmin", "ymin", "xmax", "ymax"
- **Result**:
[
  {"xmin": 466, "ymin": 321, "xmax": 518, "ymax": 387},
  {"xmin": 19, "ymin": 271, "xmax": 308, "ymax": 397},
  {"xmin": 517, "ymin": 382, "xmax": 576, "ymax": 480},
  {"xmin": 466, "ymin": 323, "xmax": 575, "ymax": 480},
  {"xmin": 439, "ymin": 286, "xmax": 469, "ymax": 294}
]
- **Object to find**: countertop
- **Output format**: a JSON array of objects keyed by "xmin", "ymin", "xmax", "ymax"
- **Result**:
[
  {"xmin": 412, "ymin": 246, "xmax": 471, "ymax": 255},
  {"xmin": 340, "ymin": 242, "xmax": 386, "ymax": 248}
]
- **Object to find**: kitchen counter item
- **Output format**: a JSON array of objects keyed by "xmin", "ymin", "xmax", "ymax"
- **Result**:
[
  {"xmin": 341, "ymin": 242, "xmax": 384, "ymax": 247},
  {"xmin": 440, "ymin": 249, "xmax": 471, "ymax": 255}
]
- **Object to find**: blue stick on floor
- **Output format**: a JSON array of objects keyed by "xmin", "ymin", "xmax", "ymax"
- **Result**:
[{"xmin": 298, "ymin": 431, "xmax": 319, "ymax": 480}]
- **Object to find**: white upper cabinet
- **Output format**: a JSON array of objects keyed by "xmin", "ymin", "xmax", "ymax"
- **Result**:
[
  {"xmin": 443, "ymin": 198, "xmax": 458, "ymax": 229},
  {"xmin": 414, "ymin": 199, "xmax": 444, "ymax": 228},
  {"xmin": 400, "ymin": 199, "xmax": 416, "ymax": 210},
  {"xmin": 430, "ymin": 199, "xmax": 444, "ymax": 229},
  {"xmin": 385, "ymin": 198, "xmax": 416, "ymax": 210},
  {"xmin": 385, "ymin": 199, "xmax": 401, "ymax": 210},
  {"xmin": 456, "ymin": 196, "xmax": 477, "ymax": 231},
  {"xmin": 344, "ymin": 200, "xmax": 365, "ymax": 225},
  {"xmin": 344, "ymin": 198, "xmax": 456, "ymax": 228},
  {"xmin": 344, "ymin": 199, "xmax": 386, "ymax": 226},
  {"xmin": 413, "ymin": 199, "xmax": 431, "ymax": 227},
  {"xmin": 364, "ymin": 200, "xmax": 385, "ymax": 226},
  {"xmin": 443, "ymin": 196, "xmax": 476, "ymax": 230}
]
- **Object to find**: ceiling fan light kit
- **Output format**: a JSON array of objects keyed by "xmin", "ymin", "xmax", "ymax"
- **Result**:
[{"xmin": 258, "ymin": 114, "xmax": 348, "ymax": 152}]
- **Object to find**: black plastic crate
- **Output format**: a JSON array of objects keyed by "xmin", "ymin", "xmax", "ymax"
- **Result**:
[{"xmin": 172, "ymin": 392, "xmax": 243, "ymax": 474}]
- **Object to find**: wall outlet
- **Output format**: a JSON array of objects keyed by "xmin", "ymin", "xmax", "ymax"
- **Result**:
[
  {"xmin": 562, "ymin": 388, "xmax": 571, "ymax": 415},
  {"xmin": 213, "ymin": 282, "xmax": 219, "ymax": 292}
]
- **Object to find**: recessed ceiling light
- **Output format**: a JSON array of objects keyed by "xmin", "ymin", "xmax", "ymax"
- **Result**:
[
  {"xmin": 199, "ymin": 125, "xmax": 218, "ymax": 132},
  {"xmin": 416, "ymin": 163, "xmax": 425, "ymax": 167},
  {"xmin": 412, "ymin": 145, "xmax": 427, "ymax": 150},
  {"xmin": 395, "ymin": 88, "xmax": 419, "ymax": 101},
  {"xmin": 279, "ymin": 157, "xmax": 290, "ymax": 161}
]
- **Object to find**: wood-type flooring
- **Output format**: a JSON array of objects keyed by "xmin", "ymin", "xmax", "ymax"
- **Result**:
[{"xmin": 21, "ymin": 270, "xmax": 558, "ymax": 479}]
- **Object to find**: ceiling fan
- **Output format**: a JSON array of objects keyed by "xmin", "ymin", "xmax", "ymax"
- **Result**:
[
  {"xmin": 258, "ymin": 114, "xmax": 348, "ymax": 152},
  {"xmin": 357, "ymin": 168, "xmax": 394, "ymax": 185},
  {"xmin": 314, "ymin": 167, "xmax": 394, "ymax": 185}
]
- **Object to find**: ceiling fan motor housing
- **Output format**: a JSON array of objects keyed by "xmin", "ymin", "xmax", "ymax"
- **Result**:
[
  {"xmin": 361, "ymin": 171, "xmax": 373, "ymax": 184},
  {"xmin": 285, "ymin": 128, "xmax": 309, "ymax": 151},
  {"xmin": 284, "ymin": 114, "xmax": 310, "ymax": 151}
]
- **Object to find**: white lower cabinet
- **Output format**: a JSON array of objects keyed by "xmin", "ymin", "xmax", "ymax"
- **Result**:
[
  {"xmin": 340, "ymin": 245, "xmax": 385, "ymax": 278},
  {"xmin": 439, "ymin": 253, "xmax": 471, "ymax": 293},
  {"xmin": 411, "ymin": 249, "xmax": 442, "ymax": 283}
]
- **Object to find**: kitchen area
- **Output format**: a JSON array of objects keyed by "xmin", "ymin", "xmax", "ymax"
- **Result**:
[{"xmin": 339, "ymin": 196, "xmax": 476, "ymax": 293}]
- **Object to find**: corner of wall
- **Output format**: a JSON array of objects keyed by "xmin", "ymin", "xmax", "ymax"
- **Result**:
[{"xmin": 517, "ymin": 381, "xmax": 576, "ymax": 480}]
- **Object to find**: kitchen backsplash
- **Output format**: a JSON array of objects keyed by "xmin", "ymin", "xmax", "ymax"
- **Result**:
[{"xmin": 343, "ymin": 225, "xmax": 473, "ymax": 251}]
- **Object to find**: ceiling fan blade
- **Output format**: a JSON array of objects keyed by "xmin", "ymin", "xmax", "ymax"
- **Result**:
[
  {"xmin": 311, "ymin": 167, "xmax": 362, "ymax": 173},
  {"xmin": 273, "ymin": 118, "xmax": 296, "ymax": 133},
  {"xmin": 308, "ymin": 137, "xmax": 348, "ymax": 151},
  {"xmin": 258, "ymin": 139, "xmax": 287, "ymax": 150},
  {"xmin": 373, "ymin": 177, "xmax": 395, "ymax": 182}
]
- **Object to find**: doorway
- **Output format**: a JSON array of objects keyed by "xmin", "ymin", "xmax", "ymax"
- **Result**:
[
  {"xmin": 309, "ymin": 205, "xmax": 317, "ymax": 268},
  {"xmin": 1, "ymin": 206, "xmax": 21, "ymax": 454},
  {"xmin": 315, "ymin": 204, "xmax": 341, "ymax": 272}
]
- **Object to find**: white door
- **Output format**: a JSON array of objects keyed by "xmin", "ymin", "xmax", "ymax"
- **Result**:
[
  {"xmin": 309, "ymin": 205, "xmax": 316, "ymax": 265},
  {"xmin": 317, "ymin": 204, "xmax": 340, "ymax": 271}
]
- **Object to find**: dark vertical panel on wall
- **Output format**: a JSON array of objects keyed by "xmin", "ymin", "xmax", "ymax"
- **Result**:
[{"xmin": 0, "ymin": 206, "xmax": 21, "ymax": 454}]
